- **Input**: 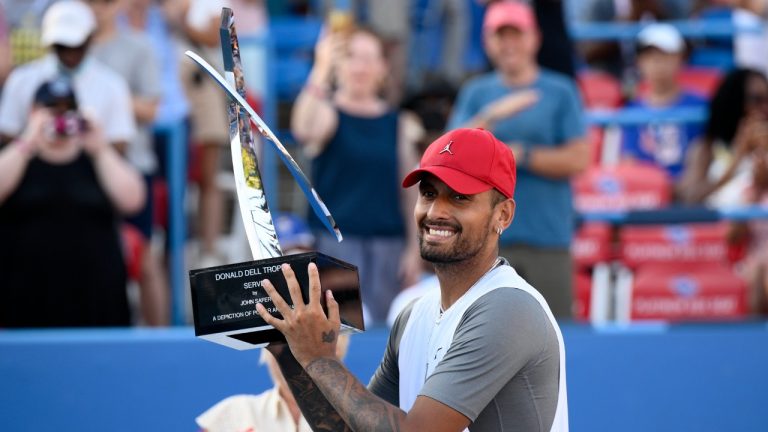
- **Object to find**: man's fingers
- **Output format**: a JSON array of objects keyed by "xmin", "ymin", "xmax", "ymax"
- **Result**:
[
  {"xmin": 261, "ymin": 278, "xmax": 292, "ymax": 315},
  {"xmin": 280, "ymin": 263, "xmax": 306, "ymax": 308},
  {"xmin": 256, "ymin": 302, "xmax": 284, "ymax": 330},
  {"xmin": 307, "ymin": 262, "xmax": 322, "ymax": 309},
  {"xmin": 326, "ymin": 290, "xmax": 341, "ymax": 325}
]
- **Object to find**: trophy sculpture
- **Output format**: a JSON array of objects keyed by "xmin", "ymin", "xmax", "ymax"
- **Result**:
[{"xmin": 186, "ymin": 8, "xmax": 364, "ymax": 350}]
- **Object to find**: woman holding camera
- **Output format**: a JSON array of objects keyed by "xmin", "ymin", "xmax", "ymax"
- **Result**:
[{"xmin": 0, "ymin": 79, "xmax": 145, "ymax": 328}]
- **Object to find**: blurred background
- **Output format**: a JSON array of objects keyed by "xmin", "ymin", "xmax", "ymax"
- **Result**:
[{"xmin": 0, "ymin": 0, "xmax": 767, "ymax": 430}]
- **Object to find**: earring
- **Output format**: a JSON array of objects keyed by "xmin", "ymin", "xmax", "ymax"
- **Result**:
[{"xmin": 496, "ymin": 226, "xmax": 503, "ymax": 235}]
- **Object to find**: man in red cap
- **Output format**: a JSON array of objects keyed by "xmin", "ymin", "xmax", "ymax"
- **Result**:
[
  {"xmin": 255, "ymin": 128, "xmax": 569, "ymax": 431},
  {"xmin": 449, "ymin": 0, "xmax": 589, "ymax": 319}
]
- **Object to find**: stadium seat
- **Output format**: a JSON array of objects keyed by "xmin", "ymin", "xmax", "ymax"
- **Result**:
[
  {"xmin": 573, "ymin": 222, "xmax": 614, "ymax": 269},
  {"xmin": 619, "ymin": 222, "xmax": 730, "ymax": 269},
  {"xmin": 616, "ymin": 262, "xmax": 748, "ymax": 321},
  {"xmin": 572, "ymin": 162, "xmax": 672, "ymax": 213},
  {"xmin": 576, "ymin": 70, "xmax": 623, "ymax": 109}
]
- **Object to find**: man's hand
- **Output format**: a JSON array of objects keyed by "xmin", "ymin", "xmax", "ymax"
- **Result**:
[{"xmin": 256, "ymin": 263, "xmax": 341, "ymax": 368}]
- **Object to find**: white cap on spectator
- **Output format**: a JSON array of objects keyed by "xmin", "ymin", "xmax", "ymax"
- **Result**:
[
  {"xmin": 637, "ymin": 23, "xmax": 685, "ymax": 54},
  {"xmin": 41, "ymin": 1, "xmax": 96, "ymax": 47}
]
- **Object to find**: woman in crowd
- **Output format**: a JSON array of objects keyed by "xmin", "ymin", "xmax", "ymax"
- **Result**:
[
  {"xmin": 679, "ymin": 68, "xmax": 768, "ymax": 314},
  {"xmin": 0, "ymin": 79, "xmax": 145, "ymax": 327},
  {"xmin": 678, "ymin": 68, "xmax": 768, "ymax": 206},
  {"xmin": 291, "ymin": 26, "xmax": 423, "ymax": 324}
]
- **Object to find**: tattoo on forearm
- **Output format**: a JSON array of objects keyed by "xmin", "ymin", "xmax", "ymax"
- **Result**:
[
  {"xmin": 306, "ymin": 358, "xmax": 406, "ymax": 432},
  {"xmin": 274, "ymin": 349, "xmax": 353, "ymax": 432},
  {"xmin": 322, "ymin": 330, "xmax": 335, "ymax": 343}
]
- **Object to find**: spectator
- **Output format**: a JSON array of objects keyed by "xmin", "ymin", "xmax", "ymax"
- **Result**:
[
  {"xmin": 0, "ymin": 1, "xmax": 136, "ymax": 148},
  {"xmin": 678, "ymin": 68, "xmax": 768, "ymax": 206},
  {"xmin": 167, "ymin": 0, "xmax": 231, "ymax": 267},
  {"xmin": 577, "ymin": 0, "xmax": 688, "ymax": 83},
  {"xmin": 0, "ymin": 78, "xmax": 145, "ymax": 327},
  {"xmin": 320, "ymin": 0, "xmax": 410, "ymax": 104},
  {"xmin": 196, "ymin": 335, "xmax": 350, "ymax": 432},
  {"xmin": 120, "ymin": 0, "xmax": 190, "ymax": 129},
  {"xmin": 449, "ymin": 0, "xmax": 589, "ymax": 318},
  {"xmin": 88, "ymin": 0, "xmax": 168, "ymax": 326},
  {"xmin": 622, "ymin": 24, "xmax": 708, "ymax": 181},
  {"xmin": 291, "ymin": 27, "xmax": 424, "ymax": 324}
]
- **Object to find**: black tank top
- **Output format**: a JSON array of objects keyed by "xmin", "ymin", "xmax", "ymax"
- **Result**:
[{"xmin": 0, "ymin": 152, "xmax": 129, "ymax": 327}]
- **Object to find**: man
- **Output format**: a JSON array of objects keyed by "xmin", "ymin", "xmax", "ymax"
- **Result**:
[
  {"xmin": 449, "ymin": 1, "xmax": 589, "ymax": 318},
  {"xmin": 622, "ymin": 23, "xmax": 707, "ymax": 181},
  {"xmin": 0, "ymin": 0, "xmax": 135, "ymax": 149},
  {"xmin": 256, "ymin": 128, "xmax": 568, "ymax": 432}
]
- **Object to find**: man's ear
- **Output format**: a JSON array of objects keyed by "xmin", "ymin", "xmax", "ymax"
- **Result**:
[{"xmin": 498, "ymin": 198, "xmax": 515, "ymax": 230}]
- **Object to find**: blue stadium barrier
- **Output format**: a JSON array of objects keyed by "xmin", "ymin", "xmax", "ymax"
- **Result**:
[
  {"xmin": 586, "ymin": 106, "xmax": 708, "ymax": 127},
  {"xmin": 1, "ymin": 324, "xmax": 767, "ymax": 431},
  {"xmin": 570, "ymin": 19, "xmax": 764, "ymax": 41},
  {"xmin": 579, "ymin": 205, "xmax": 768, "ymax": 225}
]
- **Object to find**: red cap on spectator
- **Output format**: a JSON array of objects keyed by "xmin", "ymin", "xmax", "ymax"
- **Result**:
[
  {"xmin": 483, "ymin": 1, "xmax": 537, "ymax": 35},
  {"xmin": 402, "ymin": 128, "xmax": 517, "ymax": 199}
]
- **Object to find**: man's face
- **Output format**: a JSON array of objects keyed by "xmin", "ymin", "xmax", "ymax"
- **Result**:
[
  {"xmin": 637, "ymin": 48, "xmax": 683, "ymax": 86},
  {"xmin": 415, "ymin": 175, "xmax": 501, "ymax": 264},
  {"xmin": 53, "ymin": 42, "xmax": 89, "ymax": 69},
  {"xmin": 484, "ymin": 26, "xmax": 539, "ymax": 75}
]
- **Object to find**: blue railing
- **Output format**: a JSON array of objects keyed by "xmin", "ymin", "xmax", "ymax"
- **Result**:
[{"xmin": 570, "ymin": 18, "xmax": 764, "ymax": 41}]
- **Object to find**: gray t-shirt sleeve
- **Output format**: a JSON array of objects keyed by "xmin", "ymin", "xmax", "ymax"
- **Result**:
[
  {"xmin": 419, "ymin": 289, "xmax": 552, "ymax": 421},
  {"xmin": 367, "ymin": 301, "xmax": 415, "ymax": 405}
]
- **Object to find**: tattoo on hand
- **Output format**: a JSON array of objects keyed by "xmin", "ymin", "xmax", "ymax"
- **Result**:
[{"xmin": 322, "ymin": 330, "xmax": 336, "ymax": 343}]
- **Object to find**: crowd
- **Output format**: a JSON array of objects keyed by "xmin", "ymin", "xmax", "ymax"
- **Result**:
[{"xmin": 0, "ymin": 0, "xmax": 767, "ymax": 333}]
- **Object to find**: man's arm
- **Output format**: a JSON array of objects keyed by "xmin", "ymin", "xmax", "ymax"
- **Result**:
[
  {"xmin": 510, "ymin": 137, "xmax": 591, "ymax": 179},
  {"xmin": 256, "ymin": 263, "xmax": 471, "ymax": 432},
  {"xmin": 268, "ymin": 345, "xmax": 353, "ymax": 432}
]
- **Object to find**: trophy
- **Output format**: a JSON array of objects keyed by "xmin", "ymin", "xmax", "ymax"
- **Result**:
[{"xmin": 186, "ymin": 8, "xmax": 364, "ymax": 350}]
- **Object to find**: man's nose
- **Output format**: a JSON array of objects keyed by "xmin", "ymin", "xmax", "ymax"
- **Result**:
[{"xmin": 426, "ymin": 196, "xmax": 451, "ymax": 220}]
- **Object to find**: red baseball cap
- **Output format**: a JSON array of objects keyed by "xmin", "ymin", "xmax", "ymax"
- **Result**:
[
  {"xmin": 483, "ymin": 1, "xmax": 537, "ymax": 35},
  {"xmin": 402, "ymin": 128, "xmax": 516, "ymax": 198}
]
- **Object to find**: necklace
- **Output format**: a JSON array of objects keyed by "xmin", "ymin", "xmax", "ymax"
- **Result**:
[{"xmin": 436, "ymin": 257, "xmax": 503, "ymax": 322}]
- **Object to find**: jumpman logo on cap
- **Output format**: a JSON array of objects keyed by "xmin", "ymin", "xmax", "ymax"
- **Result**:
[{"xmin": 439, "ymin": 140, "xmax": 454, "ymax": 155}]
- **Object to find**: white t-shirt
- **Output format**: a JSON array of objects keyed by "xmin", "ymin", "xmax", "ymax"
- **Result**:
[
  {"xmin": 196, "ymin": 388, "xmax": 312, "ymax": 432},
  {"xmin": 0, "ymin": 54, "xmax": 136, "ymax": 143}
]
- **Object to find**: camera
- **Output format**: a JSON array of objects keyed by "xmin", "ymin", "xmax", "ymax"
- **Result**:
[{"xmin": 33, "ymin": 77, "xmax": 88, "ymax": 137}]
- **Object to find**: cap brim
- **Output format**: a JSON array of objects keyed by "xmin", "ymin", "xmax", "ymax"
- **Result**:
[
  {"xmin": 42, "ymin": 28, "xmax": 90, "ymax": 47},
  {"xmin": 402, "ymin": 166, "xmax": 494, "ymax": 195}
]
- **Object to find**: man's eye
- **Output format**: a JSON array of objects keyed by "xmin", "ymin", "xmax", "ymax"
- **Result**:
[
  {"xmin": 421, "ymin": 190, "xmax": 436, "ymax": 198},
  {"xmin": 453, "ymin": 194, "xmax": 468, "ymax": 201}
]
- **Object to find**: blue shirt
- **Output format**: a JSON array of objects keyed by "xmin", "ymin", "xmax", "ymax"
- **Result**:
[
  {"xmin": 621, "ymin": 91, "xmax": 707, "ymax": 180},
  {"xmin": 448, "ymin": 69, "xmax": 586, "ymax": 248}
]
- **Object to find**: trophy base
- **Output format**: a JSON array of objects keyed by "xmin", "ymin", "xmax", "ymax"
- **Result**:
[{"xmin": 189, "ymin": 252, "xmax": 364, "ymax": 350}]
